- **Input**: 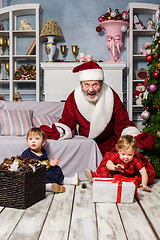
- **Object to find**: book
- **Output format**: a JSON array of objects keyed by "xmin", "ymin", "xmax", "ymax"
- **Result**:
[{"xmin": 25, "ymin": 39, "xmax": 36, "ymax": 55}]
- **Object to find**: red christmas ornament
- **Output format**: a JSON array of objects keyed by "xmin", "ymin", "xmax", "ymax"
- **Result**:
[
  {"xmin": 146, "ymin": 54, "xmax": 154, "ymax": 63},
  {"xmin": 144, "ymin": 78, "xmax": 148, "ymax": 87},
  {"xmin": 155, "ymin": 54, "xmax": 158, "ymax": 58},
  {"xmin": 96, "ymin": 26, "xmax": 102, "ymax": 32},
  {"xmin": 153, "ymin": 71, "xmax": 160, "ymax": 78}
]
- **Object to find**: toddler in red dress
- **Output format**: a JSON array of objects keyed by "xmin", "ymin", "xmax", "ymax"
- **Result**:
[{"xmin": 85, "ymin": 135, "xmax": 156, "ymax": 192}]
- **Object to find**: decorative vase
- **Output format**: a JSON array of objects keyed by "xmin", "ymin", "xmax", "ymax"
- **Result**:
[
  {"xmin": 45, "ymin": 36, "xmax": 56, "ymax": 62},
  {"xmin": 99, "ymin": 20, "xmax": 129, "ymax": 62}
]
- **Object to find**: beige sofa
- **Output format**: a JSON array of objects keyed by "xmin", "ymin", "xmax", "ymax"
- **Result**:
[{"xmin": 0, "ymin": 101, "xmax": 102, "ymax": 180}]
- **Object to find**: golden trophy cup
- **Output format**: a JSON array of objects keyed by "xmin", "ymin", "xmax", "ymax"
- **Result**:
[
  {"xmin": 60, "ymin": 45, "xmax": 67, "ymax": 60},
  {"xmin": 0, "ymin": 37, "xmax": 6, "ymax": 55},
  {"xmin": 71, "ymin": 45, "xmax": 78, "ymax": 62},
  {"xmin": 5, "ymin": 62, "xmax": 9, "ymax": 79},
  {"xmin": 6, "ymin": 38, "xmax": 9, "ymax": 55}
]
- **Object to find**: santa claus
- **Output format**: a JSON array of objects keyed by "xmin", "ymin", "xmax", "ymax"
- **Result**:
[{"xmin": 41, "ymin": 61, "xmax": 155, "ymax": 156}]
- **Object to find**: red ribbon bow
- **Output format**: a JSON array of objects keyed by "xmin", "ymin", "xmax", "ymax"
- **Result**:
[{"xmin": 112, "ymin": 175, "xmax": 138, "ymax": 202}]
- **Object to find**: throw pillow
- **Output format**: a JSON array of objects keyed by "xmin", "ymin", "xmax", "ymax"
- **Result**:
[
  {"xmin": 32, "ymin": 115, "xmax": 59, "ymax": 127},
  {"xmin": 0, "ymin": 109, "xmax": 33, "ymax": 136}
]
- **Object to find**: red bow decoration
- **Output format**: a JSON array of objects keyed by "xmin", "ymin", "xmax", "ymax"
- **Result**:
[
  {"xmin": 40, "ymin": 123, "xmax": 60, "ymax": 140},
  {"xmin": 112, "ymin": 175, "xmax": 138, "ymax": 202},
  {"xmin": 135, "ymin": 132, "xmax": 156, "ymax": 149},
  {"xmin": 107, "ymin": 35, "xmax": 121, "ymax": 56}
]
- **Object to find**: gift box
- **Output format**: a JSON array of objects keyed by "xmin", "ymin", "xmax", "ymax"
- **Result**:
[
  {"xmin": 92, "ymin": 177, "xmax": 137, "ymax": 203},
  {"xmin": 0, "ymin": 165, "xmax": 46, "ymax": 209}
]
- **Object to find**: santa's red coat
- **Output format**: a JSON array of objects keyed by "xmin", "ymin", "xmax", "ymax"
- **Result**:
[{"xmin": 59, "ymin": 86, "xmax": 135, "ymax": 156}]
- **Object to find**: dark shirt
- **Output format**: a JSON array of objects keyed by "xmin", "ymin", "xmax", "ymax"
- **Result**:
[{"xmin": 21, "ymin": 148, "xmax": 48, "ymax": 161}]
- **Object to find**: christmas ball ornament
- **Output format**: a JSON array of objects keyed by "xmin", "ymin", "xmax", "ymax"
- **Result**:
[
  {"xmin": 101, "ymin": 15, "xmax": 105, "ymax": 20},
  {"xmin": 148, "ymin": 84, "xmax": 157, "ymax": 92},
  {"xmin": 121, "ymin": 25, "xmax": 127, "ymax": 32},
  {"xmin": 110, "ymin": 11, "xmax": 116, "ymax": 18},
  {"xmin": 157, "ymin": 131, "xmax": 160, "ymax": 138},
  {"xmin": 141, "ymin": 110, "xmax": 150, "ymax": 120},
  {"xmin": 108, "ymin": 15, "xmax": 112, "ymax": 20},
  {"xmin": 153, "ymin": 71, "xmax": 160, "ymax": 78},
  {"xmin": 122, "ymin": 11, "xmax": 129, "ymax": 21},
  {"xmin": 146, "ymin": 54, "xmax": 154, "ymax": 63},
  {"xmin": 106, "ymin": 8, "xmax": 112, "ymax": 14},
  {"xmin": 155, "ymin": 54, "xmax": 158, "ymax": 58},
  {"xmin": 98, "ymin": 16, "xmax": 104, "ymax": 23},
  {"xmin": 96, "ymin": 26, "xmax": 102, "ymax": 32},
  {"xmin": 156, "ymin": 62, "xmax": 160, "ymax": 69}
]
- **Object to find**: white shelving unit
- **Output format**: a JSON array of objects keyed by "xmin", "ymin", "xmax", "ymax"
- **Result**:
[
  {"xmin": 0, "ymin": 4, "xmax": 42, "ymax": 101},
  {"xmin": 126, "ymin": 3, "xmax": 159, "ymax": 130}
]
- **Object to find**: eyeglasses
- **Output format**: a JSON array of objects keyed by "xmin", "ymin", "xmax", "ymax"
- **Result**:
[{"xmin": 82, "ymin": 83, "xmax": 100, "ymax": 90}]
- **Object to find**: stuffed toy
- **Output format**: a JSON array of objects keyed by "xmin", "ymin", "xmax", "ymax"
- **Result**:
[
  {"xmin": 13, "ymin": 92, "xmax": 22, "ymax": 101},
  {"xmin": 134, "ymin": 83, "xmax": 145, "ymax": 105},
  {"xmin": 19, "ymin": 19, "xmax": 32, "ymax": 30}
]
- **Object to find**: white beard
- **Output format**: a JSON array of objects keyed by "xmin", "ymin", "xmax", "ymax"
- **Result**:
[
  {"xmin": 74, "ymin": 83, "xmax": 114, "ymax": 139},
  {"xmin": 82, "ymin": 90, "xmax": 101, "ymax": 103}
]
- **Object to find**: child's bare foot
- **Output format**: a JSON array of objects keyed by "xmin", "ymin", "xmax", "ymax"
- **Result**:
[
  {"xmin": 84, "ymin": 169, "xmax": 93, "ymax": 184},
  {"xmin": 51, "ymin": 183, "xmax": 65, "ymax": 193}
]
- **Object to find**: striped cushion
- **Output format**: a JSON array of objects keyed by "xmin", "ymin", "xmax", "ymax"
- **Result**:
[
  {"xmin": 0, "ymin": 109, "xmax": 33, "ymax": 136},
  {"xmin": 32, "ymin": 115, "xmax": 59, "ymax": 127}
]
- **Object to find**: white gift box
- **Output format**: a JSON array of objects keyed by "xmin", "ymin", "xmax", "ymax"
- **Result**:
[{"xmin": 92, "ymin": 178, "xmax": 136, "ymax": 203}]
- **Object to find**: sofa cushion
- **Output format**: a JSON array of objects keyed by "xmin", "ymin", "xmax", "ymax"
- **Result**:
[
  {"xmin": 32, "ymin": 115, "xmax": 59, "ymax": 127},
  {"xmin": 0, "ymin": 109, "xmax": 33, "ymax": 136}
]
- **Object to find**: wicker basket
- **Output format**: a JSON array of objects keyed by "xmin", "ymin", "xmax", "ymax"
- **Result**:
[{"xmin": 0, "ymin": 165, "xmax": 46, "ymax": 209}]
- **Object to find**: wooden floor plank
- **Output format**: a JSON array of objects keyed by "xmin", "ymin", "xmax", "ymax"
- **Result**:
[
  {"xmin": 69, "ymin": 182, "xmax": 97, "ymax": 240},
  {"xmin": 96, "ymin": 203, "xmax": 127, "ymax": 240},
  {"xmin": 8, "ymin": 192, "xmax": 53, "ymax": 240},
  {"xmin": 138, "ymin": 188, "xmax": 160, "ymax": 239},
  {"xmin": 118, "ymin": 200, "xmax": 157, "ymax": 240},
  {"xmin": 39, "ymin": 185, "xmax": 75, "ymax": 240},
  {"xmin": 0, "ymin": 208, "xmax": 25, "ymax": 240},
  {"xmin": 151, "ymin": 179, "xmax": 160, "ymax": 197}
]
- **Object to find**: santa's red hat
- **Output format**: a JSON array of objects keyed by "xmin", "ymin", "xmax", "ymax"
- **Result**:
[{"xmin": 73, "ymin": 61, "xmax": 104, "ymax": 81}]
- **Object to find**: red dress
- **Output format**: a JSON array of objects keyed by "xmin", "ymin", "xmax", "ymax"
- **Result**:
[
  {"xmin": 59, "ymin": 88, "xmax": 135, "ymax": 156},
  {"xmin": 91, "ymin": 152, "xmax": 156, "ymax": 186}
]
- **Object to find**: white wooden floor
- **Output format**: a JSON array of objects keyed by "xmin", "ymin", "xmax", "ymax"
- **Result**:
[{"xmin": 0, "ymin": 180, "xmax": 160, "ymax": 240}]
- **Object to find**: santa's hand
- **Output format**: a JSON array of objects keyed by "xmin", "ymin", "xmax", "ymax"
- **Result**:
[
  {"xmin": 114, "ymin": 164, "xmax": 125, "ymax": 172},
  {"xmin": 50, "ymin": 156, "xmax": 60, "ymax": 166},
  {"xmin": 55, "ymin": 123, "xmax": 72, "ymax": 140}
]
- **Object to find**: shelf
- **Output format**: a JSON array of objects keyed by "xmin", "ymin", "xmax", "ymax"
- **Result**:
[
  {"xmin": 0, "ymin": 4, "xmax": 42, "ymax": 101},
  {"xmin": 13, "ymin": 55, "xmax": 36, "ymax": 59},
  {"xmin": 133, "ymin": 79, "xmax": 145, "ymax": 82},
  {"xmin": 0, "ymin": 80, "xmax": 10, "ymax": 83},
  {"xmin": 127, "ymin": 3, "xmax": 159, "ymax": 131},
  {"xmin": 13, "ymin": 30, "xmax": 36, "ymax": 36},
  {"xmin": 13, "ymin": 80, "xmax": 36, "ymax": 83},
  {"xmin": 0, "ymin": 31, "xmax": 9, "ymax": 36},
  {"xmin": 133, "ymin": 29, "xmax": 156, "ymax": 35}
]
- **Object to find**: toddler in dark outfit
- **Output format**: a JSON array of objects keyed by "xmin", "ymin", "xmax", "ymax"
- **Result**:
[{"xmin": 21, "ymin": 127, "xmax": 79, "ymax": 193}]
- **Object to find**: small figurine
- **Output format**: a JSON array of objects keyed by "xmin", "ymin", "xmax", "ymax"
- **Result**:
[
  {"xmin": 13, "ymin": 92, "xmax": 22, "ymax": 101},
  {"xmin": 19, "ymin": 19, "xmax": 32, "ymax": 30},
  {"xmin": 147, "ymin": 18, "xmax": 155, "ymax": 30},
  {"xmin": 134, "ymin": 83, "xmax": 145, "ymax": 105}
]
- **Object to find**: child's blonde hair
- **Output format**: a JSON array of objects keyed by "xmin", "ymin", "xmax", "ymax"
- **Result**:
[
  {"xmin": 27, "ymin": 127, "xmax": 47, "ymax": 141},
  {"xmin": 116, "ymin": 135, "xmax": 138, "ymax": 153}
]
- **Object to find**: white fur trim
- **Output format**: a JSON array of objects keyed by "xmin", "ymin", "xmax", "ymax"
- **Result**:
[
  {"xmin": 121, "ymin": 126, "xmax": 140, "ymax": 137},
  {"xmin": 79, "ymin": 69, "xmax": 104, "ymax": 81},
  {"xmin": 55, "ymin": 123, "xmax": 72, "ymax": 140},
  {"xmin": 74, "ymin": 83, "xmax": 114, "ymax": 139}
]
